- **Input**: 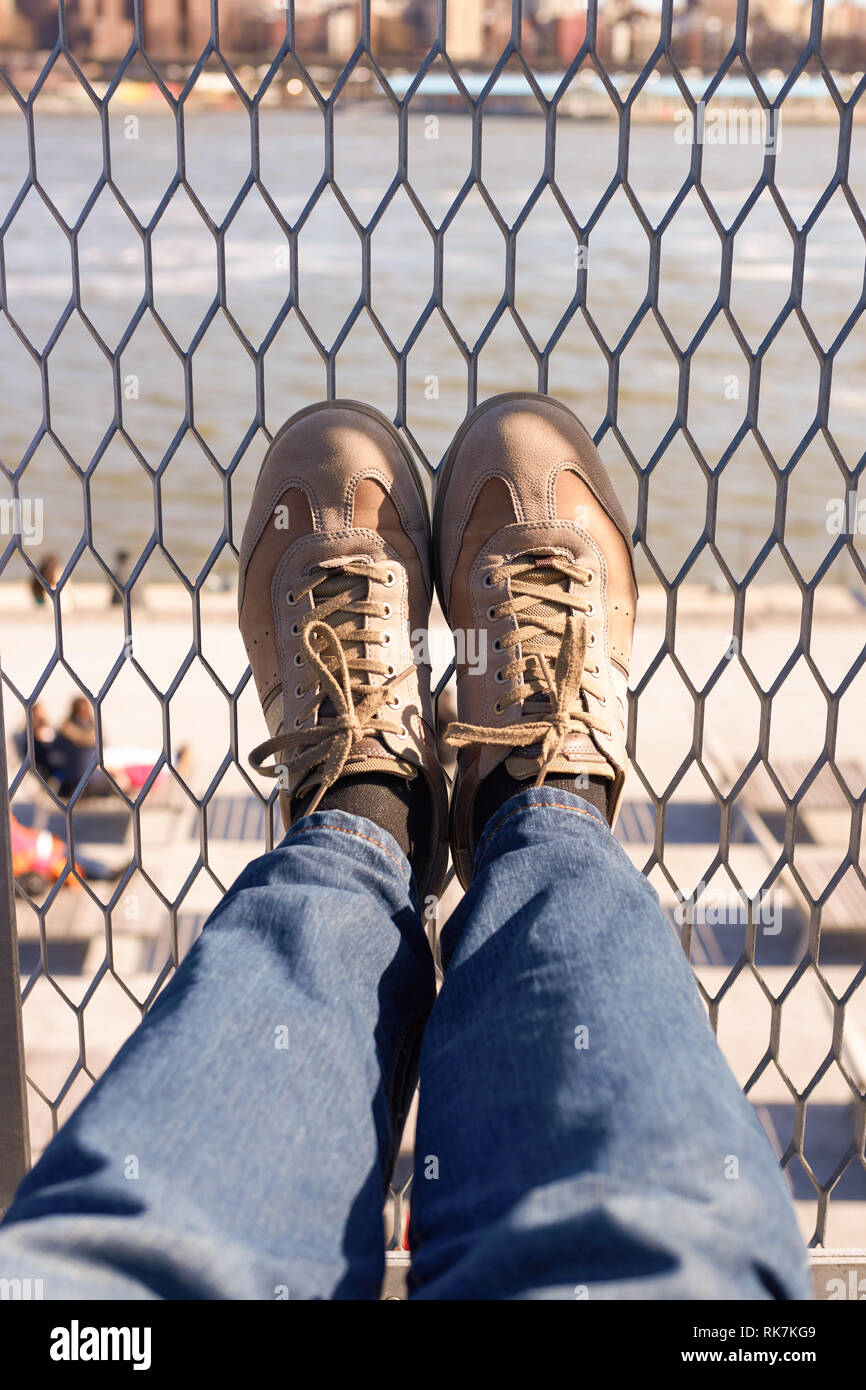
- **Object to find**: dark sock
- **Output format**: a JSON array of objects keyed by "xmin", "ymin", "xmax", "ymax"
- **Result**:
[
  {"xmin": 543, "ymin": 773, "xmax": 610, "ymax": 819},
  {"xmin": 472, "ymin": 763, "xmax": 611, "ymax": 847},
  {"xmin": 294, "ymin": 771, "xmax": 432, "ymax": 887}
]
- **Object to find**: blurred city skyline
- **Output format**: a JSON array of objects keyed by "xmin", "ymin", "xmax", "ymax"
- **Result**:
[{"xmin": 2, "ymin": 0, "xmax": 866, "ymax": 72}]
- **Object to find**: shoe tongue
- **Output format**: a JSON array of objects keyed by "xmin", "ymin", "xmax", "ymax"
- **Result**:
[
  {"xmin": 519, "ymin": 556, "xmax": 565, "ymax": 631},
  {"xmin": 308, "ymin": 560, "xmax": 374, "ymax": 722},
  {"xmin": 515, "ymin": 554, "xmax": 570, "ymax": 715}
]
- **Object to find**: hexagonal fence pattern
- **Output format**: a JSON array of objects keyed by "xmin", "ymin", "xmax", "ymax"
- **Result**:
[{"xmin": 1, "ymin": 0, "xmax": 865, "ymax": 1257}]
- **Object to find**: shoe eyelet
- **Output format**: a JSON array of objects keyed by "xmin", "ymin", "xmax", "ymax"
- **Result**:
[
  {"xmin": 293, "ymin": 715, "xmax": 302, "ymax": 729},
  {"xmin": 294, "ymin": 652, "xmax": 304, "ymax": 667},
  {"xmin": 492, "ymin": 637, "xmax": 502, "ymax": 653},
  {"xmin": 387, "ymin": 694, "xmax": 401, "ymax": 709},
  {"xmin": 487, "ymin": 605, "xmax": 498, "ymax": 621},
  {"xmin": 583, "ymin": 570, "xmax": 595, "ymax": 586},
  {"xmin": 597, "ymin": 694, "xmax": 607, "ymax": 706},
  {"xmin": 384, "ymin": 571, "xmax": 396, "ymax": 587},
  {"xmin": 494, "ymin": 701, "xmax": 502, "ymax": 714},
  {"xmin": 588, "ymin": 632, "xmax": 596, "ymax": 647},
  {"xmin": 295, "ymin": 684, "xmax": 304, "ymax": 698},
  {"xmin": 381, "ymin": 632, "xmax": 392, "ymax": 647},
  {"xmin": 584, "ymin": 602, "xmax": 595, "ymax": 616},
  {"xmin": 494, "ymin": 669, "xmax": 506, "ymax": 683},
  {"xmin": 398, "ymin": 725, "xmax": 408, "ymax": 738},
  {"xmin": 286, "ymin": 591, "xmax": 296, "ymax": 606},
  {"xmin": 291, "ymin": 622, "xmax": 300, "ymax": 636},
  {"xmin": 483, "ymin": 573, "xmax": 495, "ymax": 588},
  {"xmin": 382, "ymin": 604, "xmax": 392, "ymax": 619},
  {"xmin": 386, "ymin": 663, "xmax": 395, "ymax": 677}
]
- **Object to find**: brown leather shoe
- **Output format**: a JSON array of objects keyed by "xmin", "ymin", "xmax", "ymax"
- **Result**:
[
  {"xmin": 239, "ymin": 400, "xmax": 449, "ymax": 900},
  {"xmin": 434, "ymin": 392, "xmax": 638, "ymax": 888}
]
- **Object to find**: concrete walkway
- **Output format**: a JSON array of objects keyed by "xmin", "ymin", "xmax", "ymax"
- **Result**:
[{"xmin": 2, "ymin": 579, "xmax": 865, "ymax": 1251}]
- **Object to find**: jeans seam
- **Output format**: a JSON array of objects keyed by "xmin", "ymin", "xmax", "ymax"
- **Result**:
[
  {"xmin": 477, "ymin": 798, "xmax": 609, "ymax": 864},
  {"xmin": 287, "ymin": 821, "xmax": 412, "ymax": 888},
  {"xmin": 384, "ymin": 1015, "xmax": 426, "ymax": 1183}
]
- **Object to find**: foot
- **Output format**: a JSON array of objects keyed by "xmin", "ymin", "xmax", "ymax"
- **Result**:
[
  {"xmin": 434, "ymin": 392, "xmax": 638, "ymax": 888},
  {"xmin": 239, "ymin": 400, "xmax": 449, "ymax": 900}
]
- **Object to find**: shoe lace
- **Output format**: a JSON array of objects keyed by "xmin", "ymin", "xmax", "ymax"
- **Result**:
[
  {"xmin": 249, "ymin": 557, "xmax": 415, "ymax": 812},
  {"xmin": 443, "ymin": 553, "xmax": 612, "ymax": 784}
]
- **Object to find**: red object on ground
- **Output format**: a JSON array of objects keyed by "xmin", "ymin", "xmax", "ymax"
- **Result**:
[
  {"xmin": 9, "ymin": 812, "xmax": 80, "ymax": 888},
  {"xmin": 124, "ymin": 764, "xmax": 154, "ymax": 790}
]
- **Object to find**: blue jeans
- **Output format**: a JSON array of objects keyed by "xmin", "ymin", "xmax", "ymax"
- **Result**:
[{"xmin": 0, "ymin": 789, "xmax": 811, "ymax": 1299}]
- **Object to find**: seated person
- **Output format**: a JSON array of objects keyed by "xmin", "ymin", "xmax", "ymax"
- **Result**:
[
  {"xmin": 29, "ymin": 702, "xmax": 75, "ymax": 788},
  {"xmin": 30, "ymin": 553, "xmax": 61, "ymax": 608},
  {"xmin": 33, "ymin": 697, "xmax": 187, "ymax": 798},
  {"xmin": 53, "ymin": 697, "xmax": 110, "ymax": 798}
]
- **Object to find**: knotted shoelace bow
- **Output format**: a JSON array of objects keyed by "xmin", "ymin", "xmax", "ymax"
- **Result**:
[{"xmin": 249, "ymin": 559, "xmax": 415, "ymax": 813}]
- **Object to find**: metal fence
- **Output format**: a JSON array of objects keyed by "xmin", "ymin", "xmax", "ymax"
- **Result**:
[{"xmin": 1, "ymin": 0, "xmax": 865, "ymax": 1265}]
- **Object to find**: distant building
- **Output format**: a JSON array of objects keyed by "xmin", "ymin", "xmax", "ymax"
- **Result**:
[
  {"xmin": 9, "ymin": 0, "xmax": 57, "ymax": 49},
  {"xmin": 0, "ymin": 0, "xmax": 285, "ymax": 59},
  {"xmin": 823, "ymin": 1, "xmax": 866, "ymax": 39},
  {"xmin": 608, "ymin": 7, "xmax": 658, "ymax": 64},
  {"xmin": 143, "ymin": 0, "xmax": 211, "ymax": 60},
  {"xmin": 325, "ymin": 4, "xmax": 357, "ymax": 59},
  {"xmin": 674, "ymin": 0, "xmax": 738, "ymax": 67},
  {"xmin": 369, "ymin": 0, "xmax": 424, "ymax": 57},
  {"xmin": 146, "ymin": 0, "xmax": 278, "ymax": 60},
  {"xmin": 68, "ymin": 0, "xmax": 135, "ymax": 61},
  {"xmin": 445, "ymin": 0, "xmax": 484, "ymax": 61},
  {"xmin": 0, "ymin": 0, "xmax": 32, "ymax": 47},
  {"xmin": 0, "ymin": 0, "xmax": 860, "ymax": 69},
  {"xmin": 553, "ymin": 10, "xmax": 588, "ymax": 65},
  {"xmin": 760, "ymin": 0, "xmax": 810, "ymax": 41}
]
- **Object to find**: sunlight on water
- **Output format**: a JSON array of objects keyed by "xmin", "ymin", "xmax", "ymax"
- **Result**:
[{"xmin": 0, "ymin": 108, "xmax": 864, "ymax": 585}]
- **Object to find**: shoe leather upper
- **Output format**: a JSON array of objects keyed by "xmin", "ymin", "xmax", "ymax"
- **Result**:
[
  {"xmin": 436, "ymin": 393, "xmax": 638, "ymax": 883},
  {"xmin": 238, "ymin": 404, "xmax": 441, "ymax": 830}
]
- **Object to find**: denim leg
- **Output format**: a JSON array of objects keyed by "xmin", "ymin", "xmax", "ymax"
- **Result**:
[
  {"xmin": 410, "ymin": 787, "xmax": 812, "ymax": 1300},
  {"xmin": 0, "ymin": 811, "xmax": 434, "ymax": 1300}
]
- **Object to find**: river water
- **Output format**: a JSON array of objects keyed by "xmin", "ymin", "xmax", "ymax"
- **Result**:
[{"xmin": 1, "ymin": 106, "xmax": 864, "ymax": 587}]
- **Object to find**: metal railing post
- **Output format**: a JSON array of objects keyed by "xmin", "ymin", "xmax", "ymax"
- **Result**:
[{"xmin": 0, "ymin": 689, "xmax": 30, "ymax": 1213}]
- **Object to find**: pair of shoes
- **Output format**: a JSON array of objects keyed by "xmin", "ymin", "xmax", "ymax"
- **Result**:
[{"xmin": 238, "ymin": 394, "xmax": 638, "ymax": 900}]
